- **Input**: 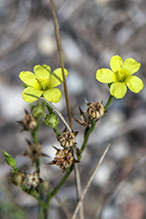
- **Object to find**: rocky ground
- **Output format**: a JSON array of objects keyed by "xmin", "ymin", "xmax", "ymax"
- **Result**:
[{"xmin": 0, "ymin": 0, "xmax": 146, "ymax": 219}]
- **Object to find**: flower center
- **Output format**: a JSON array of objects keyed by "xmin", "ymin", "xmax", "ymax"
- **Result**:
[
  {"xmin": 36, "ymin": 78, "xmax": 49, "ymax": 91},
  {"xmin": 115, "ymin": 68, "xmax": 127, "ymax": 82}
]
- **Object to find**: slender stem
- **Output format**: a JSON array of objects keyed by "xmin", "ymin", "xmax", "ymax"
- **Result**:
[
  {"xmin": 31, "ymin": 128, "xmax": 38, "ymax": 143},
  {"xmin": 38, "ymin": 205, "xmax": 49, "ymax": 219},
  {"xmin": 73, "ymin": 147, "xmax": 84, "ymax": 219},
  {"xmin": 50, "ymin": 0, "xmax": 73, "ymax": 131},
  {"xmin": 53, "ymin": 126, "xmax": 60, "ymax": 136},
  {"xmin": 104, "ymin": 95, "xmax": 114, "ymax": 111},
  {"xmin": 50, "ymin": 170, "xmax": 71, "ymax": 198},
  {"xmin": 49, "ymin": 3, "xmax": 83, "ymax": 218},
  {"xmin": 80, "ymin": 120, "xmax": 97, "ymax": 157},
  {"xmin": 21, "ymin": 184, "xmax": 44, "ymax": 205},
  {"xmin": 71, "ymin": 144, "xmax": 111, "ymax": 219},
  {"xmin": 31, "ymin": 114, "xmax": 43, "ymax": 143},
  {"xmin": 38, "ymin": 184, "xmax": 50, "ymax": 219},
  {"xmin": 36, "ymin": 158, "xmax": 41, "ymax": 170}
]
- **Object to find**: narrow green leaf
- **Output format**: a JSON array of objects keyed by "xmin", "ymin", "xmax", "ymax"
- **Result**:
[{"xmin": 3, "ymin": 151, "xmax": 18, "ymax": 171}]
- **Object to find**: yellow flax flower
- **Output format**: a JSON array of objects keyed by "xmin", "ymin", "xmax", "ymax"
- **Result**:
[
  {"xmin": 96, "ymin": 55, "xmax": 144, "ymax": 99},
  {"xmin": 19, "ymin": 65, "xmax": 69, "ymax": 103}
]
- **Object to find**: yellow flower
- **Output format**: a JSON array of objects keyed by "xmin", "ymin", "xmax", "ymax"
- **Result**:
[
  {"xmin": 19, "ymin": 65, "xmax": 69, "ymax": 103},
  {"xmin": 96, "ymin": 55, "xmax": 144, "ymax": 99}
]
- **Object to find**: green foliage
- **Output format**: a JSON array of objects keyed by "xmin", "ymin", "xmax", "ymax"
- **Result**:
[{"xmin": 3, "ymin": 151, "xmax": 18, "ymax": 172}]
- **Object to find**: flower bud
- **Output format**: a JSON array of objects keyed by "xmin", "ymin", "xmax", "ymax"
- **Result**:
[
  {"xmin": 31, "ymin": 103, "xmax": 45, "ymax": 118},
  {"xmin": 3, "ymin": 151, "xmax": 18, "ymax": 171},
  {"xmin": 44, "ymin": 113, "xmax": 59, "ymax": 128}
]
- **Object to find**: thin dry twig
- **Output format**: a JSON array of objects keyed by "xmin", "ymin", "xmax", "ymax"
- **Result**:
[
  {"xmin": 49, "ymin": 183, "xmax": 72, "ymax": 219},
  {"xmin": 71, "ymin": 144, "xmax": 111, "ymax": 219},
  {"xmin": 73, "ymin": 146, "xmax": 84, "ymax": 219},
  {"xmin": 50, "ymin": 0, "xmax": 73, "ymax": 131},
  {"xmin": 96, "ymin": 155, "xmax": 146, "ymax": 219},
  {"xmin": 49, "ymin": 1, "xmax": 83, "ymax": 218}
]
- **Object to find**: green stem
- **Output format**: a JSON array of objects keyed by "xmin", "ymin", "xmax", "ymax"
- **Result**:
[
  {"xmin": 31, "ymin": 115, "xmax": 43, "ymax": 143},
  {"xmin": 21, "ymin": 184, "xmax": 44, "ymax": 205},
  {"xmin": 36, "ymin": 158, "xmax": 41, "ymax": 170},
  {"xmin": 80, "ymin": 120, "xmax": 97, "ymax": 157},
  {"xmin": 22, "ymin": 183, "xmax": 49, "ymax": 218},
  {"xmin": 38, "ymin": 185, "xmax": 51, "ymax": 219},
  {"xmin": 38, "ymin": 205, "xmax": 49, "ymax": 219},
  {"xmin": 53, "ymin": 126, "xmax": 60, "ymax": 136},
  {"xmin": 104, "ymin": 95, "xmax": 114, "ymax": 111},
  {"xmin": 50, "ymin": 170, "xmax": 71, "ymax": 198},
  {"xmin": 31, "ymin": 128, "xmax": 38, "ymax": 143}
]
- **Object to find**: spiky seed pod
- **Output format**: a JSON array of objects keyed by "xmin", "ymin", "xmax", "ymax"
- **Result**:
[
  {"xmin": 17, "ymin": 109, "xmax": 37, "ymax": 132},
  {"xmin": 57, "ymin": 128, "xmax": 78, "ymax": 148},
  {"xmin": 73, "ymin": 107, "xmax": 92, "ymax": 127},
  {"xmin": 85, "ymin": 100, "xmax": 105, "ymax": 120},
  {"xmin": 48, "ymin": 146, "xmax": 79, "ymax": 172},
  {"xmin": 22, "ymin": 140, "xmax": 49, "ymax": 162},
  {"xmin": 25, "ymin": 170, "xmax": 43, "ymax": 189}
]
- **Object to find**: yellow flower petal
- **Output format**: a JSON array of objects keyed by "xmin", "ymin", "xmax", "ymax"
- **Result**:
[
  {"xmin": 22, "ymin": 87, "xmax": 43, "ymax": 103},
  {"xmin": 110, "ymin": 55, "xmax": 123, "ymax": 72},
  {"xmin": 49, "ymin": 68, "xmax": 69, "ymax": 88},
  {"xmin": 110, "ymin": 82, "xmax": 127, "ymax": 99},
  {"xmin": 126, "ymin": 76, "xmax": 144, "ymax": 93},
  {"xmin": 123, "ymin": 58, "xmax": 141, "ymax": 75},
  {"xmin": 43, "ymin": 88, "xmax": 62, "ymax": 103},
  {"xmin": 19, "ymin": 71, "xmax": 36, "ymax": 86},
  {"xmin": 96, "ymin": 69, "xmax": 116, "ymax": 83},
  {"xmin": 34, "ymin": 65, "xmax": 51, "ymax": 78}
]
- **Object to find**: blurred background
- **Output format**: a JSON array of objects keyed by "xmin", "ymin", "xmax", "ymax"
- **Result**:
[{"xmin": 0, "ymin": 0, "xmax": 146, "ymax": 218}]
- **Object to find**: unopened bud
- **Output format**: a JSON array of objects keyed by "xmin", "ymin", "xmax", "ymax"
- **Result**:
[
  {"xmin": 31, "ymin": 103, "xmax": 45, "ymax": 118},
  {"xmin": 3, "ymin": 151, "xmax": 18, "ymax": 171},
  {"xmin": 44, "ymin": 113, "xmax": 59, "ymax": 128}
]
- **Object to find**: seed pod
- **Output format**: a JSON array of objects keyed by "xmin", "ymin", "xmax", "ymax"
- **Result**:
[
  {"xmin": 22, "ymin": 139, "xmax": 49, "ymax": 162},
  {"xmin": 85, "ymin": 100, "xmax": 105, "ymax": 120},
  {"xmin": 73, "ymin": 107, "xmax": 92, "ymax": 127},
  {"xmin": 25, "ymin": 170, "xmax": 43, "ymax": 189},
  {"xmin": 11, "ymin": 172, "xmax": 25, "ymax": 186},
  {"xmin": 57, "ymin": 128, "xmax": 78, "ymax": 148},
  {"xmin": 17, "ymin": 109, "xmax": 37, "ymax": 132},
  {"xmin": 48, "ymin": 146, "xmax": 79, "ymax": 172}
]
